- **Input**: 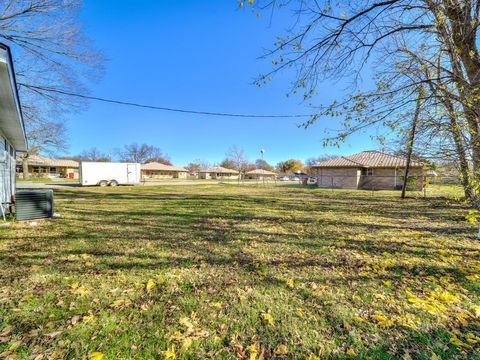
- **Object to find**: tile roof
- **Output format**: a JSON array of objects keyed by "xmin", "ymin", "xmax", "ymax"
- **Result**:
[
  {"xmin": 200, "ymin": 166, "xmax": 238, "ymax": 174},
  {"xmin": 17, "ymin": 155, "xmax": 79, "ymax": 168},
  {"xmin": 312, "ymin": 151, "xmax": 423, "ymax": 168},
  {"xmin": 246, "ymin": 169, "xmax": 277, "ymax": 175},
  {"xmin": 141, "ymin": 162, "xmax": 187, "ymax": 172}
]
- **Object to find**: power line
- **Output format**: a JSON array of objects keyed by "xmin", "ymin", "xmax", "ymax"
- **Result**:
[{"xmin": 24, "ymin": 84, "xmax": 315, "ymax": 119}]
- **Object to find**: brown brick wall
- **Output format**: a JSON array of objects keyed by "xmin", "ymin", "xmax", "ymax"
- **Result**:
[
  {"xmin": 314, "ymin": 167, "xmax": 424, "ymax": 190},
  {"xmin": 315, "ymin": 168, "xmax": 361, "ymax": 189},
  {"xmin": 359, "ymin": 167, "xmax": 424, "ymax": 190}
]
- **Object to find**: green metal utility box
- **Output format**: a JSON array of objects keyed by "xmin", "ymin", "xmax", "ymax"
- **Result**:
[{"xmin": 15, "ymin": 190, "xmax": 54, "ymax": 221}]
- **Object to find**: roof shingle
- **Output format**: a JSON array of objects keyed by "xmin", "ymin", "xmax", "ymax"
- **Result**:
[
  {"xmin": 17, "ymin": 155, "xmax": 79, "ymax": 168},
  {"xmin": 141, "ymin": 162, "xmax": 187, "ymax": 172},
  {"xmin": 200, "ymin": 166, "xmax": 238, "ymax": 174},
  {"xmin": 246, "ymin": 169, "xmax": 277, "ymax": 175},
  {"xmin": 312, "ymin": 151, "xmax": 423, "ymax": 168}
]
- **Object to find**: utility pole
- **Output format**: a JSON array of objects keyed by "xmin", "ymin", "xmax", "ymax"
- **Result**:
[
  {"xmin": 401, "ymin": 86, "xmax": 423, "ymax": 199},
  {"xmin": 260, "ymin": 149, "xmax": 265, "ymax": 186}
]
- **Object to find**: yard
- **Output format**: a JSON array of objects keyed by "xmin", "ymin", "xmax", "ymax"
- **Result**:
[{"xmin": 0, "ymin": 184, "xmax": 479, "ymax": 359}]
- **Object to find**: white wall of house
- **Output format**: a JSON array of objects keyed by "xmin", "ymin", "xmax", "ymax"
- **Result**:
[
  {"xmin": 199, "ymin": 172, "xmax": 211, "ymax": 179},
  {"xmin": 0, "ymin": 131, "xmax": 16, "ymax": 206}
]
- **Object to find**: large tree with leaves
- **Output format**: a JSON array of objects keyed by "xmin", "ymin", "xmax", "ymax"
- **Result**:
[
  {"xmin": 0, "ymin": 0, "xmax": 103, "ymax": 177},
  {"xmin": 244, "ymin": 0, "xmax": 480, "ymax": 203}
]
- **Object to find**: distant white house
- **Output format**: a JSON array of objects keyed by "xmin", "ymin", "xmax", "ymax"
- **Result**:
[
  {"xmin": 0, "ymin": 43, "xmax": 27, "ymax": 211},
  {"xmin": 198, "ymin": 166, "xmax": 238, "ymax": 179},
  {"xmin": 245, "ymin": 169, "xmax": 277, "ymax": 180}
]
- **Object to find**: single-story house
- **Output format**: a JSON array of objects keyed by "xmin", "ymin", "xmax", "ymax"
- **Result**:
[
  {"xmin": 245, "ymin": 169, "xmax": 277, "ymax": 180},
  {"xmin": 199, "ymin": 166, "xmax": 238, "ymax": 179},
  {"xmin": 141, "ymin": 162, "xmax": 188, "ymax": 179},
  {"xmin": 311, "ymin": 150, "xmax": 424, "ymax": 190},
  {"xmin": 17, "ymin": 155, "xmax": 79, "ymax": 179},
  {"xmin": 0, "ymin": 43, "xmax": 27, "ymax": 210}
]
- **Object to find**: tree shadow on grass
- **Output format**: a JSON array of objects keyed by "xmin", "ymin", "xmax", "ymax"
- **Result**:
[{"xmin": 1, "ymin": 186, "xmax": 478, "ymax": 358}]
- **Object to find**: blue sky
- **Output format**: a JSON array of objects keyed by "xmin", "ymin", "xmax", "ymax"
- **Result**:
[{"xmin": 64, "ymin": 0, "xmax": 378, "ymax": 166}]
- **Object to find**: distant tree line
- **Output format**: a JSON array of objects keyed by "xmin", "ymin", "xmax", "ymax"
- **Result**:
[{"xmin": 54, "ymin": 144, "xmax": 338, "ymax": 178}]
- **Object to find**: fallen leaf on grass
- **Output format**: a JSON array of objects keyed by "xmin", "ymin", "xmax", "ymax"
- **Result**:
[
  {"xmin": 274, "ymin": 344, "xmax": 288, "ymax": 355},
  {"xmin": 181, "ymin": 337, "xmax": 192, "ymax": 351},
  {"xmin": 465, "ymin": 332, "xmax": 480, "ymax": 344},
  {"xmin": 213, "ymin": 336, "xmax": 222, "ymax": 344},
  {"xmin": 285, "ymin": 279, "xmax": 294, "ymax": 288},
  {"xmin": 83, "ymin": 314, "xmax": 94, "ymax": 323},
  {"xmin": 161, "ymin": 345, "xmax": 176, "ymax": 359},
  {"xmin": 346, "ymin": 348, "xmax": 356, "ymax": 357},
  {"xmin": 450, "ymin": 335, "xmax": 472, "ymax": 349},
  {"xmin": 371, "ymin": 313, "xmax": 394, "ymax": 327},
  {"xmin": 261, "ymin": 312, "xmax": 274, "ymax": 326},
  {"xmin": 353, "ymin": 316, "xmax": 365, "ymax": 324},
  {"xmin": 247, "ymin": 343, "xmax": 258, "ymax": 360},
  {"xmin": 90, "ymin": 351, "xmax": 104, "ymax": 360},
  {"xmin": 110, "ymin": 299, "xmax": 132, "ymax": 309},
  {"xmin": 146, "ymin": 279, "xmax": 156, "ymax": 291},
  {"xmin": 212, "ymin": 301, "xmax": 223, "ymax": 309},
  {"xmin": 8, "ymin": 340, "xmax": 21, "ymax": 351}
]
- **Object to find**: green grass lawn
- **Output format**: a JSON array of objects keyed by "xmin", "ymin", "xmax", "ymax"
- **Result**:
[
  {"xmin": 0, "ymin": 184, "xmax": 479, "ymax": 359},
  {"xmin": 16, "ymin": 177, "xmax": 79, "ymax": 183}
]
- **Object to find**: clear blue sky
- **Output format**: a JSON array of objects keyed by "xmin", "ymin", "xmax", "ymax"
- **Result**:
[{"xmin": 64, "ymin": 0, "xmax": 378, "ymax": 166}]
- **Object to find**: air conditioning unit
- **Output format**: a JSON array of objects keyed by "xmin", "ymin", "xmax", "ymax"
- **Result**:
[{"xmin": 15, "ymin": 190, "xmax": 54, "ymax": 221}]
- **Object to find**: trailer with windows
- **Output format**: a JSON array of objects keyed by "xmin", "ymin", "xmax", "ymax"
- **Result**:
[{"xmin": 79, "ymin": 161, "xmax": 141, "ymax": 186}]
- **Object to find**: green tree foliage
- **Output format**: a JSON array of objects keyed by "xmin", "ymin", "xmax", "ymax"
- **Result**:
[
  {"xmin": 241, "ymin": 0, "xmax": 480, "ymax": 203},
  {"xmin": 276, "ymin": 159, "xmax": 304, "ymax": 173}
]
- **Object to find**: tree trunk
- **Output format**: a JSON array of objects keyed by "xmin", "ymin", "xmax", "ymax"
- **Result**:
[
  {"xmin": 401, "ymin": 88, "xmax": 423, "ymax": 199},
  {"xmin": 439, "ymin": 91, "xmax": 474, "ymax": 200},
  {"xmin": 22, "ymin": 156, "xmax": 29, "ymax": 180},
  {"xmin": 429, "ymin": 2, "xmax": 480, "ymax": 198},
  {"xmin": 439, "ymin": 3, "xmax": 480, "ymax": 191}
]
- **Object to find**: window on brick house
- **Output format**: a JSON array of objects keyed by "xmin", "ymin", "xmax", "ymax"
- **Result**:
[{"xmin": 361, "ymin": 168, "xmax": 374, "ymax": 176}]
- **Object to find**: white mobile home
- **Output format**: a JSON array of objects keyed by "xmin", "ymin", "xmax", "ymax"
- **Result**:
[
  {"xmin": 0, "ymin": 43, "xmax": 27, "ymax": 212},
  {"xmin": 80, "ymin": 162, "xmax": 141, "ymax": 186}
]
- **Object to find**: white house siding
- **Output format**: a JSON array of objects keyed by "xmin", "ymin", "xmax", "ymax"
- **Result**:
[
  {"xmin": 142, "ymin": 170, "xmax": 187, "ymax": 179},
  {"xmin": 316, "ymin": 168, "xmax": 361, "ymax": 189},
  {"xmin": 0, "ymin": 132, "xmax": 16, "ymax": 206},
  {"xmin": 199, "ymin": 172, "xmax": 211, "ymax": 179},
  {"xmin": 199, "ymin": 172, "xmax": 238, "ymax": 179}
]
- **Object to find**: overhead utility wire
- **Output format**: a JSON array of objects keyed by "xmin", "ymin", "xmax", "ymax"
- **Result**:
[{"xmin": 25, "ymin": 85, "xmax": 314, "ymax": 119}]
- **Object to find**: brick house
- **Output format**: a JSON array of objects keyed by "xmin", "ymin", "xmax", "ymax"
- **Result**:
[
  {"xmin": 198, "ymin": 166, "xmax": 238, "ymax": 179},
  {"xmin": 311, "ymin": 151, "xmax": 424, "ymax": 190},
  {"xmin": 245, "ymin": 169, "xmax": 277, "ymax": 180},
  {"xmin": 17, "ymin": 155, "xmax": 79, "ymax": 179},
  {"xmin": 141, "ymin": 162, "xmax": 188, "ymax": 179}
]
